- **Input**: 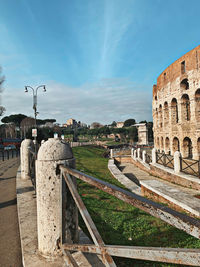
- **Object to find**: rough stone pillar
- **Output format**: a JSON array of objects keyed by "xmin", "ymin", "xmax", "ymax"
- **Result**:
[
  {"xmin": 137, "ymin": 148, "xmax": 141, "ymax": 159},
  {"xmin": 133, "ymin": 149, "xmax": 137, "ymax": 160},
  {"xmin": 131, "ymin": 148, "xmax": 134, "ymax": 157},
  {"xmin": 174, "ymin": 151, "xmax": 181, "ymax": 174},
  {"xmin": 152, "ymin": 148, "xmax": 156, "ymax": 164},
  {"xmin": 41, "ymin": 140, "xmax": 45, "ymax": 145},
  {"xmin": 36, "ymin": 138, "xmax": 78, "ymax": 258},
  {"xmin": 20, "ymin": 139, "xmax": 33, "ymax": 180},
  {"xmin": 142, "ymin": 150, "xmax": 146, "ymax": 163},
  {"xmin": 110, "ymin": 149, "xmax": 114, "ymax": 158}
]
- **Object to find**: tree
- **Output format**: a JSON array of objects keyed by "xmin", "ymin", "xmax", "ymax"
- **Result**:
[
  {"xmin": 111, "ymin": 121, "xmax": 117, "ymax": 127},
  {"xmin": 90, "ymin": 122, "xmax": 103, "ymax": 129},
  {"xmin": 1, "ymin": 114, "xmax": 27, "ymax": 126},
  {"xmin": 123, "ymin": 119, "xmax": 136, "ymax": 127},
  {"xmin": 0, "ymin": 106, "xmax": 6, "ymax": 117}
]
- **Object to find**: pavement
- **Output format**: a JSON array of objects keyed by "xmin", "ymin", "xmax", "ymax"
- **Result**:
[
  {"xmin": 0, "ymin": 157, "xmax": 22, "ymax": 267},
  {"xmin": 115, "ymin": 161, "xmax": 200, "ymax": 217}
]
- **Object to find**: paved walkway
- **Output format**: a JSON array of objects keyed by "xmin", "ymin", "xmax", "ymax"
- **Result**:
[
  {"xmin": 0, "ymin": 157, "xmax": 22, "ymax": 267},
  {"xmin": 118, "ymin": 162, "xmax": 200, "ymax": 216}
]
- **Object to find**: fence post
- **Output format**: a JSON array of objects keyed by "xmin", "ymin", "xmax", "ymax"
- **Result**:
[
  {"xmin": 133, "ymin": 149, "xmax": 137, "ymax": 160},
  {"xmin": 137, "ymin": 148, "xmax": 141, "ymax": 159},
  {"xmin": 20, "ymin": 139, "xmax": 33, "ymax": 180},
  {"xmin": 142, "ymin": 150, "xmax": 146, "ymax": 163},
  {"xmin": 36, "ymin": 138, "xmax": 78, "ymax": 257},
  {"xmin": 174, "ymin": 151, "xmax": 181, "ymax": 174},
  {"xmin": 152, "ymin": 148, "xmax": 156, "ymax": 164},
  {"xmin": 131, "ymin": 148, "xmax": 134, "ymax": 157},
  {"xmin": 110, "ymin": 149, "xmax": 114, "ymax": 158}
]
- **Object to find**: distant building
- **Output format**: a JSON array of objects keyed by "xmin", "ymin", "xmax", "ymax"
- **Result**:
[
  {"xmin": 116, "ymin": 122, "xmax": 124, "ymax": 128},
  {"xmin": 63, "ymin": 118, "xmax": 77, "ymax": 128}
]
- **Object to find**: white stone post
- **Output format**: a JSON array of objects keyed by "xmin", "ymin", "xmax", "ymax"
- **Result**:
[
  {"xmin": 174, "ymin": 151, "xmax": 181, "ymax": 174},
  {"xmin": 20, "ymin": 139, "xmax": 33, "ymax": 180},
  {"xmin": 131, "ymin": 148, "xmax": 134, "ymax": 157},
  {"xmin": 137, "ymin": 148, "xmax": 141, "ymax": 159},
  {"xmin": 36, "ymin": 138, "xmax": 78, "ymax": 258},
  {"xmin": 110, "ymin": 149, "xmax": 114, "ymax": 158},
  {"xmin": 133, "ymin": 149, "xmax": 137, "ymax": 160},
  {"xmin": 41, "ymin": 140, "xmax": 45, "ymax": 145},
  {"xmin": 142, "ymin": 150, "xmax": 146, "ymax": 163},
  {"xmin": 152, "ymin": 148, "xmax": 157, "ymax": 164}
]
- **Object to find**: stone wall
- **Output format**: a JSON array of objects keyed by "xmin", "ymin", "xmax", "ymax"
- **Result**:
[{"xmin": 153, "ymin": 45, "xmax": 200, "ymax": 159}]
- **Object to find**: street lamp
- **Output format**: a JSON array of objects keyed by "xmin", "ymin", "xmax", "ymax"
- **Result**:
[{"xmin": 25, "ymin": 85, "xmax": 46, "ymax": 154}]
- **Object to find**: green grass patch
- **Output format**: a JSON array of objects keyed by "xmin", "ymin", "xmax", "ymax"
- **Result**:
[{"xmin": 72, "ymin": 146, "xmax": 200, "ymax": 267}]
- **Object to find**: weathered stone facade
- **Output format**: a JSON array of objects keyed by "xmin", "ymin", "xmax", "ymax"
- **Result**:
[{"xmin": 153, "ymin": 45, "xmax": 200, "ymax": 159}]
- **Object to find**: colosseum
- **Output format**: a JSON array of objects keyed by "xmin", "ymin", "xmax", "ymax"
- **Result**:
[{"xmin": 152, "ymin": 45, "xmax": 200, "ymax": 160}]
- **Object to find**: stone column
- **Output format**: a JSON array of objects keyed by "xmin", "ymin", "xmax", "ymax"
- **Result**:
[
  {"xmin": 152, "ymin": 148, "xmax": 156, "ymax": 164},
  {"xmin": 174, "ymin": 151, "xmax": 181, "ymax": 174},
  {"xmin": 36, "ymin": 138, "xmax": 78, "ymax": 258},
  {"xmin": 20, "ymin": 139, "xmax": 33, "ymax": 180},
  {"xmin": 142, "ymin": 150, "xmax": 146, "ymax": 163}
]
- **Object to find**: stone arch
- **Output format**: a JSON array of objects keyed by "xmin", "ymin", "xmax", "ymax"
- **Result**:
[
  {"xmin": 159, "ymin": 104, "xmax": 163, "ymax": 128},
  {"xmin": 165, "ymin": 137, "xmax": 170, "ymax": 153},
  {"xmin": 160, "ymin": 136, "xmax": 164, "ymax": 151},
  {"xmin": 164, "ymin": 101, "xmax": 169, "ymax": 128},
  {"xmin": 180, "ymin": 78, "xmax": 189, "ymax": 90},
  {"xmin": 195, "ymin": 89, "xmax": 200, "ymax": 123},
  {"xmin": 172, "ymin": 137, "xmax": 180, "ymax": 153},
  {"xmin": 197, "ymin": 137, "xmax": 200, "ymax": 157},
  {"xmin": 157, "ymin": 137, "xmax": 160, "ymax": 149},
  {"xmin": 183, "ymin": 137, "xmax": 193, "ymax": 158},
  {"xmin": 171, "ymin": 98, "xmax": 179, "ymax": 124},
  {"xmin": 181, "ymin": 94, "xmax": 190, "ymax": 121}
]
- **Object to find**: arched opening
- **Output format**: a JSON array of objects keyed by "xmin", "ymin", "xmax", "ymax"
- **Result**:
[
  {"xmin": 195, "ymin": 89, "xmax": 200, "ymax": 123},
  {"xmin": 183, "ymin": 137, "xmax": 193, "ymax": 158},
  {"xmin": 197, "ymin": 137, "xmax": 200, "ymax": 157},
  {"xmin": 155, "ymin": 95, "xmax": 157, "ymax": 101},
  {"xmin": 161, "ymin": 136, "xmax": 164, "ymax": 151},
  {"xmin": 164, "ymin": 101, "xmax": 169, "ymax": 128},
  {"xmin": 172, "ymin": 137, "xmax": 180, "ymax": 153},
  {"xmin": 181, "ymin": 94, "xmax": 190, "ymax": 121},
  {"xmin": 165, "ymin": 137, "xmax": 170, "ymax": 153},
  {"xmin": 159, "ymin": 104, "xmax": 163, "ymax": 128},
  {"xmin": 157, "ymin": 137, "xmax": 160, "ymax": 150},
  {"xmin": 171, "ymin": 98, "xmax": 179, "ymax": 124},
  {"xmin": 180, "ymin": 78, "xmax": 189, "ymax": 90}
]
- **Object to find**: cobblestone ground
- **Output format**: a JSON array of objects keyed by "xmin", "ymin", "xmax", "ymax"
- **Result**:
[{"xmin": 0, "ymin": 157, "xmax": 22, "ymax": 267}]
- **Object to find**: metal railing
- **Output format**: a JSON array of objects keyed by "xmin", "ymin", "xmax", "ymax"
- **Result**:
[
  {"xmin": 59, "ymin": 165, "xmax": 200, "ymax": 266},
  {"xmin": 156, "ymin": 152, "xmax": 174, "ymax": 169},
  {"xmin": 145, "ymin": 153, "xmax": 152, "ymax": 164},
  {"xmin": 0, "ymin": 149, "xmax": 20, "ymax": 161},
  {"xmin": 180, "ymin": 156, "xmax": 200, "ymax": 177}
]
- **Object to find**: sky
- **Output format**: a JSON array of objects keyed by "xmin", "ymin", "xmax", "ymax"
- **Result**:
[{"xmin": 1, "ymin": 0, "xmax": 200, "ymax": 125}]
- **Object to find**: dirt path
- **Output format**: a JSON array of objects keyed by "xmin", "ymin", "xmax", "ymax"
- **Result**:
[{"xmin": 0, "ymin": 158, "xmax": 22, "ymax": 267}]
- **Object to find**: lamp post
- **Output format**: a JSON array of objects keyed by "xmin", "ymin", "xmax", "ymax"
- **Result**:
[{"xmin": 25, "ymin": 85, "xmax": 46, "ymax": 154}]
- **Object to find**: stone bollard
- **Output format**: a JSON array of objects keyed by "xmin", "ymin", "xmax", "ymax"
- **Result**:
[
  {"xmin": 152, "ymin": 148, "xmax": 156, "ymax": 164},
  {"xmin": 20, "ymin": 139, "xmax": 34, "ymax": 180},
  {"xmin": 137, "ymin": 148, "xmax": 141, "ymax": 159},
  {"xmin": 133, "ymin": 149, "xmax": 137, "ymax": 160},
  {"xmin": 41, "ymin": 140, "xmax": 45, "ymax": 145},
  {"xmin": 174, "ymin": 151, "xmax": 181, "ymax": 174},
  {"xmin": 110, "ymin": 149, "xmax": 114, "ymax": 158},
  {"xmin": 131, "ymin": 148, "xmax": 134, "ymax": 157},
  {"xmin": 142, "ymin": 150, "xmax": 146, "ymax": 163},
  {"xmin": 36, "ymin": 138, "xmax": 78, "ymax": 258}
]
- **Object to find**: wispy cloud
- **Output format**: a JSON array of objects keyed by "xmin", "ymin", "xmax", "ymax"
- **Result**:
[{"xmin": 2, "ymin": 78, "xmax": 152, "ymax": 124}]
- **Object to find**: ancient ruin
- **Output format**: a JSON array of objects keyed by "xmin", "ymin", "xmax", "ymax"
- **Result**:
[{"xmin": 153, "ymin": 45, "xmax": 200, "ymax": 159}]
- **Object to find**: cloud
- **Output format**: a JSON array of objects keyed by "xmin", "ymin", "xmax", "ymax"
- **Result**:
[{"xmin": 2, "ymin": 77, "xmax": 152, "ymax": 125}]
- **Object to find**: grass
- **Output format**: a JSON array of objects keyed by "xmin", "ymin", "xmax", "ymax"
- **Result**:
[{"xmin": 72, "ymin": 146, "xmax": 200, "ymax": 267}]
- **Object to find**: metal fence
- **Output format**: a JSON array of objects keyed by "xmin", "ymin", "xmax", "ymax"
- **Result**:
[
  {"xmin": 0, "ymin": 149, "xmax": 20, "ymax": 161},
  {"xmin": 59, "ymin": 165, "xmax": 200, "ymax": 266},
  {"xmin": 156, "ymin": 152, "xmax": 174, "ymax": 169},
  {"xmin": 180, "ymin": 156, "xmax": 200, "ymax": 177}
]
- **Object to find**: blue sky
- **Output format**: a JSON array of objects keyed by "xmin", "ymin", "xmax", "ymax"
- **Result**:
[{"xmin": 1, "ymin": 0, "xmax": 200, "ymax": 125}]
